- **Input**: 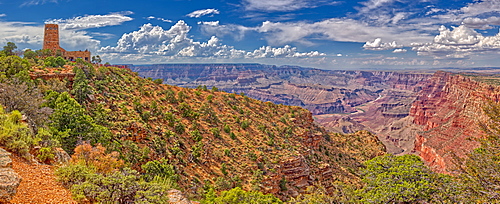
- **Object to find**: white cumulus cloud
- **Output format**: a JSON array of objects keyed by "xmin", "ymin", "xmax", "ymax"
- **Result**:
[
  {"xmin": 457, "ymin": 0, "xmax": 500, "ymax": 17},
  {"xmin": 255, "ymin": 19, "xmax": 431, "ymax": 46},
  {"xmin": 146, "ymin": 16, "xmax": 173, "ymax": 23},
  {"xmin": 246, "ymin": 45, "xmax": 325, "ymax": 58},
  {"xmin": 462, "ymin": 17, "xmax": 500, "ymax": 29},
  {"xmin": 0, "ymin": 22, "xmax": 43, "ymax": 47},
  {"xmin": 436, "ymin": 0, "xmax": 500, "ymax": 25},
  {"xmin": 412, "ymin": 25, "xmax": 500, "ymax": 59},
  {"xmin": 45, "ymin": 12, "xmax": 134, "ymax": 30},
  {"xmin": 198, "ymin": 21, "xmax": 251, "ymax": 41},
  {"xmin": 186, "ymin": 9, "xmax": 220, "ymax": 18},
  {"xmin": 363, "ymin": 38, "xmax": 403, "ymax": 50},
  {"xmin": 0, "ymin": 21, "xmax": 100, "ymax": 52},
  {"xmin": 198, "ymin": 21, "xmax": 220, "ymax": 26},
  {"xmin": 392, "ymin": 49, "xmax": 407, "ymax": 53},
  {"xmin": 99, "ymin": 21, "xmax": 325, "ymax": 60}
]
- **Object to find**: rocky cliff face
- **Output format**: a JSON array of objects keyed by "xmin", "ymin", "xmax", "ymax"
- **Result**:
[{"xmin": 410, "ymin": 71, "xmax": 500, "ymax": 172}]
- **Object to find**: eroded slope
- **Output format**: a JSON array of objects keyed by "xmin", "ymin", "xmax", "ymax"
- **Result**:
[{"xmin": 61, "ymin": 65, "xmax": 386, "ymax": 200}]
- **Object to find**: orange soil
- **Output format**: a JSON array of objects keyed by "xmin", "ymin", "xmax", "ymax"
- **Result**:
[{"xmin": 9, "ymin": 155, "xmax": 76, "ymax": 204}]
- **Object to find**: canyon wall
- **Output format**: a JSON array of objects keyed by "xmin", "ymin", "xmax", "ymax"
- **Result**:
[
  {"xmin": 132, "ymin": 64, "xmax": 431, "ymax": 115},
  {"xmin": 410, "ymin": 71, "xmax": 500, "ymax": 172}
]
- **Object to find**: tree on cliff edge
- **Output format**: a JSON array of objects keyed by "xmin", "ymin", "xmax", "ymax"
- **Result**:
[
  {"xmin": 355, "ymin": 154, "xmax": 460, "ymax": 203},
  {"xmin": 2, "ymin": 42, "xmax": 17, "ymax": 56}
]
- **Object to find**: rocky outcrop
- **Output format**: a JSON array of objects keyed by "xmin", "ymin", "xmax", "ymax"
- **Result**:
[
  {"xmin": 410, "ymin": 71, "xmax": 500, "ymax": 172},
  {"xmin": 53, "ymin": 148, "xmax": 71, "ymax": 164},
  {"xmin": 167, "ymin": 189, "xmax": 199, "ymax": 204},
  {"xmin": 279, "ymin": 156, "xmax": 312, "ymax": 196},
  {"xmin": 30, "ymin": 73, "xmax": 75, "ymax": 82},
  {"xmin": 0, "ymin": 148, "xmax": 20, "ymax": 203},
  {"xmin": 292, "ymin": 110, "xmax": 324, "ymax": 149}
]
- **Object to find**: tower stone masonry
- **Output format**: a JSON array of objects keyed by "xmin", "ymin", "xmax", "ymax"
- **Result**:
[{"xmin": 43, "ymin": 24, "xmax": 91, "ymax": 62}]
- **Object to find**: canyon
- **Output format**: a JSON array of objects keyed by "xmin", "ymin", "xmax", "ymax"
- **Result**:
[
  {"xmin": 131, "ymin": 64, "xmax": 430, "ymax": 115},
  {"xmin": 132, "ymin": 64, "xmax": 500, "ymax": 172}
]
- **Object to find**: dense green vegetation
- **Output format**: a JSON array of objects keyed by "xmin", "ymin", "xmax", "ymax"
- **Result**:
[
  {"xmin": 0, "ymin": 42, "xmax": 500, "ymax": 203},
  {"xmin": 202, "ymin": 187, "xmax": 283, "ymax": 204},
  {"xmin": 56, "ymin": 143, "xmax": 174, "ymax": 203}
]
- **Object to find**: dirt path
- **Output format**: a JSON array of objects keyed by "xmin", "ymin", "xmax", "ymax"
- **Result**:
[{"xmin": 9, "ymin": 155, "xmax": 76, "ymax": 204}]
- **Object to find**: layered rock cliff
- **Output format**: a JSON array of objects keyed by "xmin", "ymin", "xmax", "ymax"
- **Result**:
[{"xmin": 410, "ymin": 71, "xmax": 500, "ymax": 172}]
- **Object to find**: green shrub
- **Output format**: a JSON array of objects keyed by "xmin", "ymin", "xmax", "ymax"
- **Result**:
[
  {"xmin": 191, "ymin": 141, "xmax": 203, "ymax": 160},
  {"xmin": 206, "ymin": 94, "xmax": 214, "ymax": 102},
  {"xmin": 141, "ymin": 110, "xmax": 151, "ymax": 122},
  {"xmin": 55, "ymin": 164, "xmax": 94, "ymax": 187},
  {"xmin": 280, "ymin": 176, "xmax": 287, "ymax": 191},
  {"xmin": 355, "ymin": 154, "xmax": 449, "ymax": 203},
  {"xmin": 37, "ymin": 147, "xmax": 55, "ymax": 163},
  {"xmin": 0, "ymin": 109, "xmax": 38, "ymax": 159},
  {"xmin": 164, "ymin": 89, "xmax": 177, "ymax": 103},
  {"xmin": 241, "ymin": 120, "xmax": 250, "ymax": 130},
  {"xmin": 190, "ymin": 130, "xmax": 202, "ymax": 142},
  {"xmin": 202, "ymin": 187, "xmax": 282, "ymax": 204},
  {"xmin": 45, "ymin": 91, "xmax": 111, "ymax": 153},
  {"xmin": 210, "ymin": 128, "xmax": 220, "ymax": 138},
  {"xmin": 223, "ymin": 124, "xmax": 231, "ymax": 133},
  {"xmin": 164, "ymin": 112, "xmax": 175, "ymax": 126},
  {"xmin": 153, "ymin": 78, "xmax": 163, "ymax": 84},
  {"xmin": 179, "ymin": 102, "xmax": 199, "ymax": 119},
  {"xmin": 224, "ymin": 149, "xmax": 231, "ymax": 157},
  {"xmin": 70, "ymin": 168, "xmax": 170, "ymax": 203},
  {"xmin": 221, "ymin": 163, "xmax": 228, "ymax": 176},
  {"xmin": 174, "ymin": 122, "xmax": 185, "ymax": 134},
  {"xmin": 141, "ymin": 158, "xmax": 179, "ymax": 189},
  {"xmin": 177, "ymin": 91, "xmax": 187, "ymax": 102}
]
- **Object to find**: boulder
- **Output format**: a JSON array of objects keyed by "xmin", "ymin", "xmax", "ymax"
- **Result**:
[
  {"xmin": 53, "ymin": 148, "xmax": 71, "ymax": 164},
  {"xmin": 167, "ymin": 189, "xmax": 199, "ymax": 204},
  {"xmin": 0, "ymin": 149, "xmax": 12, "ymax": 168},
  {"xmin": 0, "ymin": 148, "xmax": 20, "ymax": 203}
]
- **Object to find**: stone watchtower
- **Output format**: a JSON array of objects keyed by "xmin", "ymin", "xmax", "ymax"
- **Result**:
[
  {"xmin": 42, "ymin": 24, "xmax": 91, "ymax": 62},
  {"xmin": 43, "ymin": 24, "xmax": 65, "ymax": 52}
]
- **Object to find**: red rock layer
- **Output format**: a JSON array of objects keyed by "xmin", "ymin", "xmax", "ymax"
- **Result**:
[{"xmin": 410, "ymin": 71, "xmax": 500, "ymax": 172}]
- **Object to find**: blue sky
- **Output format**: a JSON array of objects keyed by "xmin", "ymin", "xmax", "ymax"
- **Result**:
[{"xmin": 1, "ymin": 0, "xmax": 500, "ymax": 69}]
